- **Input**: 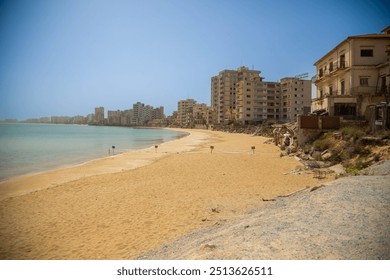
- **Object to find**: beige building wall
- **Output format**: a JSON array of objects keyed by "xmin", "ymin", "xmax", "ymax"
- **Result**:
[
  {"xmin": 193, "ymin": 103, "xmax": 209, "ymax": 125},
  {"xmin": 280, "ymin": 77, "xmax": 312, "ymax": 122},
  {"xmin": 312, "ymin": 28, "xmax": 390, "ymax": 118},
  {"xmin": 107, "ymin": 110, "xmax": 121, "ymax": 126},
  {"xmin": 94, "ymin": 107, "xmax": 104, "ymax": 125},
  {"xmin": 236, "ymin": 77, "xmax": 281, "ymax": 124},
  {"xmin": 211, "ymin": 66, "xmax": 261, "ymax": 124},
  {"xmin": 212, "ymin": 67, "xmax": 313, "ymax": 124},
  {"xmin": 178, "ymin": 99, "xmax": 196, "ymax": 127},
  {"xmin": 152, "ymin": 106, "xmax": 165, "ymax": 120}
]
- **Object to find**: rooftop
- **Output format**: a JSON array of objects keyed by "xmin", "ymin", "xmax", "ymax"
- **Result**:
[{"xmin": 314, "ymin": 26, "xmax": 390, "ymax": 65}]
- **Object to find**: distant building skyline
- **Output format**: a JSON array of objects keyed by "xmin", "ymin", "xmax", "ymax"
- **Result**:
[{"xmin": 1, "ymin": 1, "xmax": 388, "ymax": 120}]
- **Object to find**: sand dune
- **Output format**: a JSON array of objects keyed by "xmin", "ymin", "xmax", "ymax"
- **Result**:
[{"xmin": 0, "ymin": 129, "xmax": 332, "ymax": 259}]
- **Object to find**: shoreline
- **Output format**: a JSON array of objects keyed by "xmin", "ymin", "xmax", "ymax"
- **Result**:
[
  {"xmin": 0, "ymin": 128, "xmax": 203, "ymax": 201},
  {"xmin": 0, "ymin": 125, "xmax": 189, "ymax": 183},
  {"xmin": 0, "ymin": 129, "xmax": 334, "ymax": 259}
]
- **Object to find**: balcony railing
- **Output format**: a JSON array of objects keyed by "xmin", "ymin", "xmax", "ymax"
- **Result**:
[
  {"xmin": 315, "ymin": 61, "xmax": 350, "ymax": 83},
  {"xmin": 350, "ymin": 86, "xmax": 377, "ymax": 95},
  {"xmin": 313, "ymin": 86, "xmax": 382, "ymax": 101}
]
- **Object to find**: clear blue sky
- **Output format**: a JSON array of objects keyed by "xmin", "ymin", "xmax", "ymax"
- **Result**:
[{"xmin": 0, "ymin": 0, "xmax": 389, "ymax": 120}]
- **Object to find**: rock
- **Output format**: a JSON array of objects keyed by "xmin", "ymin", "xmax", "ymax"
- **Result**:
[
  {"xmin": 306, "ymin": 161, "xmax": 321, "ymax": 169},
  {"xmin": 301, "ymin": 154, "xmax": 311, "ymax": 160},
  {"xmin": 310, "ymin": 185, "xmax": 325, "ymax": 192},
  {"xmin": 312, "ymin": 151, "xmax": 322, "ymax": 160},
  {"xmin": 321, "ymin": 151, "xmax": 332, "ymax": 161},
  {"xmin": 328, "ymin": 164, "xmax": 345, "ymax": 175},
  {"xmin": 294, "ymin": 156, "xmax": 301, "ymax": 162},
  {"xmin": 199, "ymin": 244, "xmax": 217, "ymax": 251}
]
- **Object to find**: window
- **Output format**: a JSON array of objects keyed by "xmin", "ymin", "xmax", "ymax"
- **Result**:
[
  {"xmin": 360, "ymin": 49, "xmax": 373, "ymax": 57},
  {"xmin": 360, "ymin": 77, "xmax": 369, "ymax": 86},
  {"xmin": 329, "ymin": 61, "xmax": 334, "ymax": 72},
  {"xmin": 380, "ymin": 76, "xmax": 386, "ymax": 93},
  {"xmin": 339, "ymin": 54, "xmax": 346, "ymax": 68}
]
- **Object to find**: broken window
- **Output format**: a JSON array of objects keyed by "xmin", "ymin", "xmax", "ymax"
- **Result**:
[
  {"xmin": 360, "ymin": 77, "xmax": 369, "ymax": 86},
  {"xmin": 334, "ymin": 103, "xmax": 356, "ymax": 116},
  {"xmin": 360, "ymin": 49, "xmax": 373, "ymax": 57}
]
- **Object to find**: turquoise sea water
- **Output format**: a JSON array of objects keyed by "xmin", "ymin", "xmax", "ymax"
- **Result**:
[{"xmin": 0, "ymin": 123, "xmax": 186, "ymax": 181}]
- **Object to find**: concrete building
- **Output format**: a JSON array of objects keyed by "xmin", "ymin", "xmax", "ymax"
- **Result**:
[
  {"xmin": 176, "ymin": 99, "xmax": 213, "ymax": 127},
  {"xmin": 312, "ymin": 27, "xmax": 390, "ymax": 119},
  {"xmin": 236, "ymin": 75, "xmax": 281, "ymax": 124},
  {"xmin": 129, "ymin": 102, "xmax": 165, "ymax": 126},
  {"xmin": 131, "ymin": 102, "xmax": 146, "ymax": 125},
  {"xmin": 280, "ymin": 77, "xmax": 312, "ymax": 121},
  {"xmin": 167, "ymin": 111, "xmax": 179, "ymax": 126},
  {"xmin": 107, "ymin": 110, "xmax": 121, "ymax": 126},
  {"xmin": 213, "ymin": 66, "xmax": 311, "ymax": 124},
  {"xmin": 51, "ymin": 116, "xmax": 72, "ymax": 124},
  {"xmin": 95, "ymin": 107, "xmax": 105, "ymax": 125},
  {"xmin": 212, "ymin": 66, "xmax": 262, "ymax": 124},
  {"xmin": 177, "ymin": 99, "xmax": 196, "ymax": 127},
  {"xmin": 120, "ymin": 109, "xmax": 133, "ymax": 126},
  {"xmin": 152, "ymin": 106, "xmax": 165, "ymax": 120},
  {"xmin": 193, "ymin": 103, "xmax": 209, "ymax": 125}
]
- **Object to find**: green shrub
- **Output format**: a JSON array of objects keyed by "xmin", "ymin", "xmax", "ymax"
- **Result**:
[
  {"xmin": 345, "ymin": 167, "xmax": 359, "ymax": 175},
  {"xmin": 328, "ymin": 147, "xmax": 349, "ymax": 163},
  {"xmin": 341, "ymin": 127, "xmax": 365, "ymax": 140},
  {"xmin": 313, "ymin": 139, "xmax": 330, "ymax": 151},
  {"xmin": 312, "ymin": 133, "xmax": 333, "ymax": 151}
]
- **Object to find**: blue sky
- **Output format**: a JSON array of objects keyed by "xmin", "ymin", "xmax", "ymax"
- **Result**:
[{"xmin": 0, "ymin": 0, "xmax": 389, "ymax": 120}]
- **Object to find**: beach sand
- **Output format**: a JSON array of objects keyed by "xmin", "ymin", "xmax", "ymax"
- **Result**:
[
  {"xmin": 0, "ymin": 129, "xmax": 332, "ymax": 259},
  {"xmin": 138, "ymin": 162, "xmax": 390, "ymax": 260}
]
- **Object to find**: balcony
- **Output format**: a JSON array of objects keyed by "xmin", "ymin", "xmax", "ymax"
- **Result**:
[
  {"xmin": 315, "ymin": 61, "xmax": 350, "ymax": 84},
  {"xmin": 350, "ymin": 86, "xmax": 377, "ymax": 96},
  {"xmin": 337, "ymin": 61, "xmax": 348, "ymax": 70}
]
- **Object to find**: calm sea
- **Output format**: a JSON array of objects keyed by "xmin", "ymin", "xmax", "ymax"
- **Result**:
[{"xmin": 0, "ymin": 123, "xmax": 186, "ymax": 181}]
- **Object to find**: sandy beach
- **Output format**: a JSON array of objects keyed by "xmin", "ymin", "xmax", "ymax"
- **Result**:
[
  {"xmin": 0, "ymin": 129, "xmax": 332, "ymax": 259},
  {"xmin": 138, "ymin": 160, "xmax": 390, "ymax": 260}
]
